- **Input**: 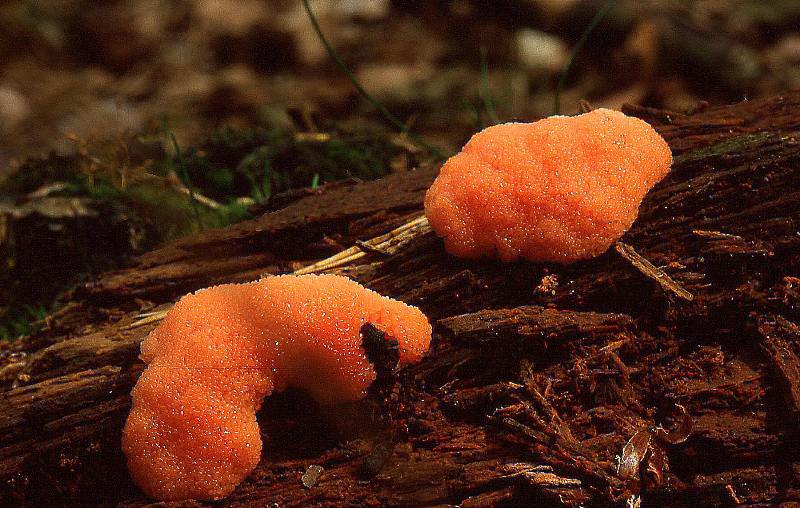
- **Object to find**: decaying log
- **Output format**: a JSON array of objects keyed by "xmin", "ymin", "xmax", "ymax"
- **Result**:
[{"xmin": 2, "ymin": 91, "xmax": 800, "ymax": 506}]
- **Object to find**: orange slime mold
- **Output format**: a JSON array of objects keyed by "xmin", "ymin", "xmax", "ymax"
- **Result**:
[
  {"xmin": 122, "ymin": 274, "xmax": 431, "ymax": 501},
  {"xmin": 424, "ymin": 108, "xmax": 672, "ymax": 263}
]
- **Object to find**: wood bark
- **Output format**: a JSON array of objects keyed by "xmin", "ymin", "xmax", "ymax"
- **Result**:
[{"xmin": 2, "ymin": 91, "xmax": 800, "ymax": 507}]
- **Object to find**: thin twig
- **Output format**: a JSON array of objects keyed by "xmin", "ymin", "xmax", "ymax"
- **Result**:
[
  {"xmin": 123, "ymin": 312, "xmax": 168, "ymax": 330},
  {"xmin": 691, "ymin": 229, "xmax": 743, "ymax": 240},
  {"xmin": 354, "ymin": 240, "xmax": 392, "ymax": 256},
  {"xmin": 614, "ymin": 242, "xmax": 694, "ymax": 301},
  {"xmin": 169, "ymin": 180, "xmax": 222, "ymax": 209},
  {"xmin": 293, "ymin": 215, "xmax": 431, "ymax": 274}
]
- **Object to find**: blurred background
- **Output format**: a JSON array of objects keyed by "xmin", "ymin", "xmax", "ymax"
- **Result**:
[{"xmin": 0, "ymin": 0, "xmax": 799, "ymax": 339}]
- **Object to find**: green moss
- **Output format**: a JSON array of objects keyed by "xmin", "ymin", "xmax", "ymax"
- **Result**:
[
  {"xmin": 176, "ymin": 127, "xmax": 407, "ymax": 202},
  {"xmin": 673, "ymin": 132, "xmax": 775, "ymax": 166},
  {"xmin": 0, "ymin": 304, "xmax": 49, "ymax": 341}
]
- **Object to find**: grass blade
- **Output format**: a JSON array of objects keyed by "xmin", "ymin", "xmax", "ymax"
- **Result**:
[
  {"xmin": 168, "ymin": 130, "xmax": 203, "ymax": 230},
  {"xmin": 554, "ymin": 0, "xmax": 617, "ymax": 115},
  {"xmin": 480, "ymin": 46, "xmax": 500, "ymax": 125},
  {"xmin": 301, "ymin": 0, "xmax": 447, "ymax": 160}
]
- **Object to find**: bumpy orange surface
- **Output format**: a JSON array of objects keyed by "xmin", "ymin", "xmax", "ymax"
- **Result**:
[
  {"xmin": 122, "ymin": 274, "xmax": 431, "ymax": 501},
  {"xmin": 424, "ymin": 108, "xmax": 672, "ymax": 263}
]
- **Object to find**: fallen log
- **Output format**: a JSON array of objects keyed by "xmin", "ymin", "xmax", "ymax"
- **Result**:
[{"xmin": 2, "ymin": 91, "xmax": 800, "ymax": 506}]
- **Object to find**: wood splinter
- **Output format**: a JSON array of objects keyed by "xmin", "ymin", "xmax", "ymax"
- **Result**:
[{"xmin": 614, "ymin": 242, "xmax": 694, "ymax": 301}]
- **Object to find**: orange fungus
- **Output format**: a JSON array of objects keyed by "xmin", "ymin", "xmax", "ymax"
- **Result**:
[
  {"xmin": 424, "ymin": 108, "xmax": 672, "ymax": 263},
  {"xmin": 122, "ymin": 274, "xmax": 431, "ymax": 501}
]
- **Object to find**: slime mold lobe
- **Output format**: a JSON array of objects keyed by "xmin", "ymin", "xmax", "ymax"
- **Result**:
[
  {"xmin": 122, "ymin": 274, "xmax": 431, "ymax": 501},
  {"xmin": 424, "ymin": 108, "xmax": 672, "ymax": 263}
]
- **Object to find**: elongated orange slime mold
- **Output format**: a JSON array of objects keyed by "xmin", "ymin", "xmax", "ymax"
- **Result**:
[
  {"xmin": 122, "ymin": 274, "xmax": 431, "ymax": 501},
  {"xmin": 424, "ymin": 108, "xmax": 672, "ymax": 263}
]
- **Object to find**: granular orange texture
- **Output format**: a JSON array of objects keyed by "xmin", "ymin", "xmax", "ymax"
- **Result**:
[
  {"xmin": 122, "ymin": 274, "xmax": 431, "ymax": 501},
  {"xmin": 424, "ymin": 108, "xmax": 672, "ymax": 263}
]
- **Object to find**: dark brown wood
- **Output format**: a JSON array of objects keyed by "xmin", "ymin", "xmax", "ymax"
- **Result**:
[
  {"xmin": 759, "ymin": 315, "xmax": 800, "ymax": 423},
  {"xmin": 2, "ymin": 91, "xmax": 800, "ymax": 506}
]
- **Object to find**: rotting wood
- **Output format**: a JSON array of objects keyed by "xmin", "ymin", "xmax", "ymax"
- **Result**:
[
  {"xmin": 758, "ymin": 315, "xmax": 800, "ymax": 423},
  {"xmin": 436, "ymin": 305, "xmax": 633, "ymax": 349},
  {"xmin": 2, "ymin": 91, "xmax": 800, "ymax": 506}
]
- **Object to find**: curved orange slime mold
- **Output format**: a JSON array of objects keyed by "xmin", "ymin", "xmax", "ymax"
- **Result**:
[
  {"xmin": 122, "ymin": 274, "xmax": 431, "ymax": 501},
  {"xmin": 424, "ymin": 108, "xmax": 672, "ymax": 263}
]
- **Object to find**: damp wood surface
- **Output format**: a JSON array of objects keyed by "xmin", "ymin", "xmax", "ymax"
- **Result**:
[{"xmin": 1, "ymin": 91, "xmax": 800, "ymax": 507}]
